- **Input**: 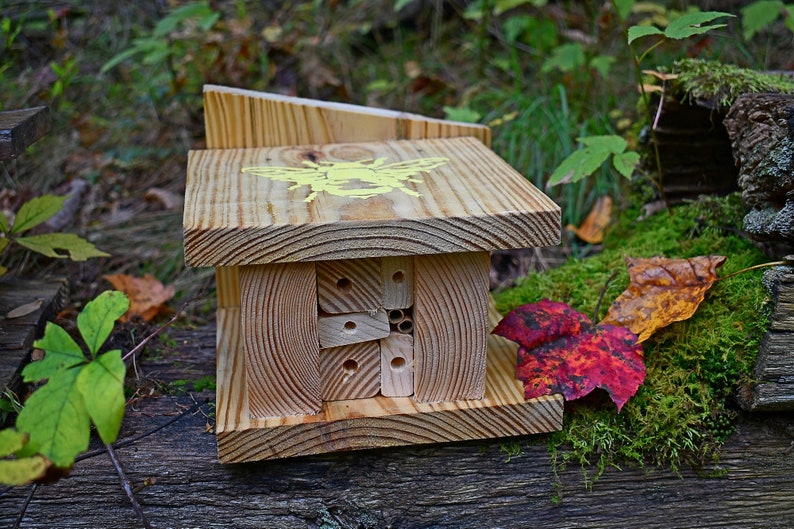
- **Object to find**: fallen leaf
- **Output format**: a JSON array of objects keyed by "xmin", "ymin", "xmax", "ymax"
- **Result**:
[
  {"xmin": 144, "ymin": 187, "xmax": 184, "ymax": 211},
  {"xmin": 6, "ymin": 298, "xmax": 44, "ymax": 319},
  {"xmin": 103, "ymin": 273, "xmax": 175, "ymax": 322},
  {"xmin": 565, "ymin": 195, "xmax": 613, "ymax": 244},
  {"xmin": 600, "ymin": 255, "xmax": 727, "ymax": 342},
  {"xmin": 493, "ymin": 300, "xmax": 645, "ymax": 411}
]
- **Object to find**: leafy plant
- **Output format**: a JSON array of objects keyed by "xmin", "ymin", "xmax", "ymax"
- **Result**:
[
  {"xmin": 0, "ymin": 290, "xmax": 130, "ymax": 486},
  {"xmin": 741, "ymin": 0, "xmax": 794, "ymax": 40},
  {"xmin": 0, "ymin": 195, "xmax": 109, "ymax": 276}
]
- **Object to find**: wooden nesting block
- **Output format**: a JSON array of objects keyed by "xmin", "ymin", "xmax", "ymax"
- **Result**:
[
  {"xmin": 319, "ymin": 341, "xmax": 380, "ymax": 401},
  {"xmin": 317, "ymin": 258, "xmax": 383, "ymax": 314},
  {"xmin": 381, "ymin": 256, "xmax": 414, "ymax": 309},
  {"xmin": 317, "ymin": 309, "xmax": 390, "ymax": 349},
  {"xmin": 239, "ymin": 263, "xmax": 321, "ymax": 417},
  {"xmin": 380, "ymin": 333, "xmax": 414, "ymax": 397},
  {"xmin": 413, "ymin": 251, "xmax": 490, "ymax": 403}
]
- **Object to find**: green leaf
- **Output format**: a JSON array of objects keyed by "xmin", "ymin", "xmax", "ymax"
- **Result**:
[
  {"xmin": 394, "ymin": 0, "xmax": 414, "ymax": 12},
  {"xmin": 25, "ymin": 322, "xmax": 85, "ymax": 383},
  {"xmin": 741, "ymin": 1, "xmax": 785, "ymax": 39},
  {"xmin": 77, "ymin": 351, "xmax": 126, "ymax": 444},
  {"xmin": 0, "ymin": 236, "xmax": 8, "ymax": 254},
  {"xmin": 0, "ymin": 211, "xmax": 8, "ymax": 235},
  {"xmin": 786, "ymin": 6, "xmax": 794, "ymax": 33},
  {"xmin": 10, "ymin": 195, "xmax": 67, "ymax": 235},
  {"xmin": 442, "ymin": 106, "xmax": 481, "ymax": 123},
  {"xmin": 0, "ymin": 428, "xmax": 28, "ymax": 457},
  {"xmin": 627, "ymin": 24, "xmax": 664, "ymax": 44},
  {"xmin": 589, "ymin": 55, "xmax": 616, "ymax": 79},
  {"xmin": 16, "ymin": 367, "xmax": 89, "ymax": 468},
  {"xmin": 0, "ymin": 454, "xmax": 48, "ymax": 486},
  {"xmin": 663, "ymin": 11, "xmax": 734, "ymax": 40},
  {"xmin": 77, "ymin": 290, "xmax": 130, "ymax": 357},
  {"xmin": 153, "ymin": 1, "xmax": 215, "ymax": 38},
  {"xmin": 542, "ymin": 43, "xmax": 585, "ymax": 73},
  {"xmin": 548, "ymin": 146, "xmax": 612, "ymax": 187},
  {"xmin": 613, "ymin": 151, "xmax": 641, "ymax": 178},
  {"xmin": 16, "ymin": 233, "xmax": 110, "ymax": 261},
  {"xmin": 579, "ymin": 135, "xmax": 627, "ymax": 153},
  {"xmin": 614, "ymin": 0, "xmax": 636, "ymax": 19}
]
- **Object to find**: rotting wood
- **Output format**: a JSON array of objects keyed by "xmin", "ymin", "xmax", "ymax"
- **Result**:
[{"xmin": 0, "ymin": 323, "xmax": 792, "ymax": 528}]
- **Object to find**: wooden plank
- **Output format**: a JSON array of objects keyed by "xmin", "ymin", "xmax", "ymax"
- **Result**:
[
  {"xmin": 316, "ymin": 258, "xmax": 383, "ymax": 314},
  {"xmin": 215, "ymin": 297, "xmax": 562, "ymax": 462},
  {"xmin": 0, "ymin": 106, "xmax": 51, "ymax": 160},
  {"xmin": 380, "ymin": 332, "xmax": 414, "ymax": 397},
  {"xmin": 317, "ymin": 310, "xmax": 390, "ymax": 349},
  {"xmin": 184, "ymin": 137, "xmax": 561, "ymax": 266},
  {"xmin": 201, "ymin": 86, "xmax": 491, "ymax": 310},
  {"xmin": 413, "ymin": 251, "xmax": 490, "ymax": 403},
  {"xmin": 3, "ymin": 323, "xmax": 794, "ymax": 528},
  {"xmin": 319, "ymin": 341, "xmax": 380, "ymax": 400},
  {"xmin": 239, "ymin": 263, "xmax": 321, "ymax": 417},
  {"xmin": 0, "ymin": 278, "xmax": 68, "ymax": 399},
  {"xmin": 382, "ymin": 256, "xmax": 413, "ymax": 309}
]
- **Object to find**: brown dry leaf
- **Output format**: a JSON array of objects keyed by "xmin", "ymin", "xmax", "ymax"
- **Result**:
[
  {"xmin": 103, "ymin": 273, "xmax": 175, "ymax": 322},
  {"xmin": 6, "ymin": 298, "xmax": 44, "ymax": 319},
  {"xmin": 144, "ymin": 187, "xmax": 184, "ymax": 211},
  {"xmin": 600, "ymin": 255, "xmax": 727, "ymax": 342},
  {"xmin": 566, "ymin": 195, "xmax": 613, "ymax": 244}
]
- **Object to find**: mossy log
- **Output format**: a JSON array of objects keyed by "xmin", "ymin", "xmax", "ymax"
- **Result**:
[
  {"xmin": 723, "ymin": 93, "xmax": 794, "ymax": 258},
  {"xmin": 1, "ymin": 323, "xmax": 793, "ymax": 528},
  {"xmin": 741, "ymin": 267, "xmax": 794, "ymax": 411}
]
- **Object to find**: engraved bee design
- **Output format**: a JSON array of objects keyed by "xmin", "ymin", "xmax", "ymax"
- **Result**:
[{"xmin": 242, "ymin": 156, "xmax": 449, "ymax": 202}]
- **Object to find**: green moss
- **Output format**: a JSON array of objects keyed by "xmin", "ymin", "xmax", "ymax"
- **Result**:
[
  {"xmin": 494, "ymin": 194, "xmax": 769, "ymax": 481},
  {"xmin": 671, "ymin": 58, "xmax": 794, "ymax": 107}
]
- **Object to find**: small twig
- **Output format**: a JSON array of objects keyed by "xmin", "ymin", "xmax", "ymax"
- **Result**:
[
  {"xmin": 12, "ymin": 483, "xmax": 37, "ymax": 529},
  {"xmin": 106, "ymin": 443, "xmax": 153, "ymax": 529},
  {"xmin": 76, "ymin": 399, "xmax": 207, "ymax": 463},
  {"xmin": 716, "ymin": 260, "xmax": 791, "ymax": 282},
  {"xmin": 122, "ymin": 296, "xmax": 197, "ymax": 362},
  {"xmin": 594, "ymin": 271, "xmax": 620, "ymax": 322}
]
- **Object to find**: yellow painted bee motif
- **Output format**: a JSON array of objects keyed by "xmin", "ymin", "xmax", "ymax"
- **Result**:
[{"xmin": 242, "ymin": 156, "xmax": 449, "ymax": 202}]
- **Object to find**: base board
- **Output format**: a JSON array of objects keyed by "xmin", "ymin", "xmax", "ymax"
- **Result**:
[{"xmin": 215, "ymin": 301, "xmax": 564, "ymax": 463}]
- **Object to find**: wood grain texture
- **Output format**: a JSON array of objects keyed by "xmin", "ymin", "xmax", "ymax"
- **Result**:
[
  {"xmin": 380, "ymin": 332, "xmax": 414, "ymax": 397},
  {"xmin": 184, "ymin": 136, "xmax": 560, "ymax": 266},
  {"xmin": 215, "ymin": 299, "xmax": 563, "ymax": 462},
  {"xmin": 316, "ymin": 258, "xmax": 383, "ymax": 314},
  {"xmin": 239, "ymin": 263, "xmax": 321, "ymax": 417},
  {"xmin": 3, "ymin": 323, "xmax": 794, "ymax": 528},
  {"xmin": 414, "ymin": 251, "xmax": 490, "ymax": 403},
  {"xmin": 381, "ymin": 256, "xmax": 413, "ymax": 309},
  {"xmin": 319, "ymin": 341, "xmax": 381, "ymax": 400},
  {"xmin": 317, "ymin": 309, "xmax": 390, "ymax": 349},
  {"xmin": 201, "ymin": 85, "xmax": 492, "ymax": 308}
]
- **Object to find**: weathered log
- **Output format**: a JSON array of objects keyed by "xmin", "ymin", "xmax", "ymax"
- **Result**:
[
  {"xmin": 1, "ymin": 324, "xmax": 793, "ymax": 528},
  {"xmin": 724, "ymin": 93, "xmax": 794, "ymax": 257},
  {"xmin": 0, "ymin": 278, "xmax": 68, "ymax": 400},
  {"xmin": 741, "ymin": 267, "xmax": 794, "ymax": 411}
]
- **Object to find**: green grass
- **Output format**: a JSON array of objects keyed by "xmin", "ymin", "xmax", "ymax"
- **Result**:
[{"xmin": 494, "ymin": 194, "xmax": 770, "ymax": 481}]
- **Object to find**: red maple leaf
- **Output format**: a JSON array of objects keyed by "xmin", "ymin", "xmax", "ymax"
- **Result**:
[{"xmin": 493, "ymin": 299, "xmax": 645, "ymax": 412}]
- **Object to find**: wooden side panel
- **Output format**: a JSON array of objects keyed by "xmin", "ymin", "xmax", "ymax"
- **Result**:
[
  {"xmin": 316, "ymin": 258, "xmax": 383, "ymax": 314},
  {"xmin": 239, "ymin": 263, "xmax": 321, "ymax": 417},
  {"xmin": 202, "ymin": 86, "xmax": 491, "ymax": 309},
  {"xmin": 380, "ymin": 333, "xmax": 414, "ymax": 397},
  {"xmin": 215, "ymin": 299, "xmax": 564, "ymax": 462},
  {"xmin": 413, "ymin": 252, "xmax": 490, "ymax": 403},
  {"xmin": 381, "ymin": 256, "xmax": 413, "ymax": 309},
  {"xmin": 319, "ymin": 341, "xmax": 381, "ymax": 401},
  {"xmin": 317, "ymin": 310, "xmax": 390, "ymax": 349}
]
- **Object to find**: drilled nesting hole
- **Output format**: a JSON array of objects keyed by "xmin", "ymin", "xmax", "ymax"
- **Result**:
[
  {"xmin": 342, "ymin": 359, "xmax": 359, "ymax": 375},
  {"xmin": 343, "ymin": 321, "xmax": 357, "ymax": 334},
  {"xmin": 336, "ymin": 277, "xmax": 352, "ymax": 292},
  {"xmin": 390, "ymin": 356, "xmax": 406, "ymax": 372},
  {"xmin": 391, "ymin": 270, "xmax": 405, "ymax": 284}
]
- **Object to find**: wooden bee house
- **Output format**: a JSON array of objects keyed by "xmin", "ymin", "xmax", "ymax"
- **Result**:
[{"xmin": 183, "ymin": 85, "xmax": 565, "ymax": 462}]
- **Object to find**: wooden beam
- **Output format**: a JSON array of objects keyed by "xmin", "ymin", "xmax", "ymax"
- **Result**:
[
  {"xmin": 317, "ymin": 310, "xmax": 390, "ymax": 349},
  {"xmin": 382, "ymin": 256, "xmax": 413, "ymax": 309},
  {"xmin": 316, "ymin": 258, "xmax": 383, "ymax": 314},
  {"xmin": 380, "ymin": 332, "xmax": 414, "ymax": 397},
  {"xmin": 319, "ymin": 341, "xmax": 380, "ymax": 400},
  {"xmin": 413, "ymin": 251, "xmax": 490, "ymax": 403},
  {"xmin": 239, "ymin": 263, "xmax": 321, "ymax": 417}
]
